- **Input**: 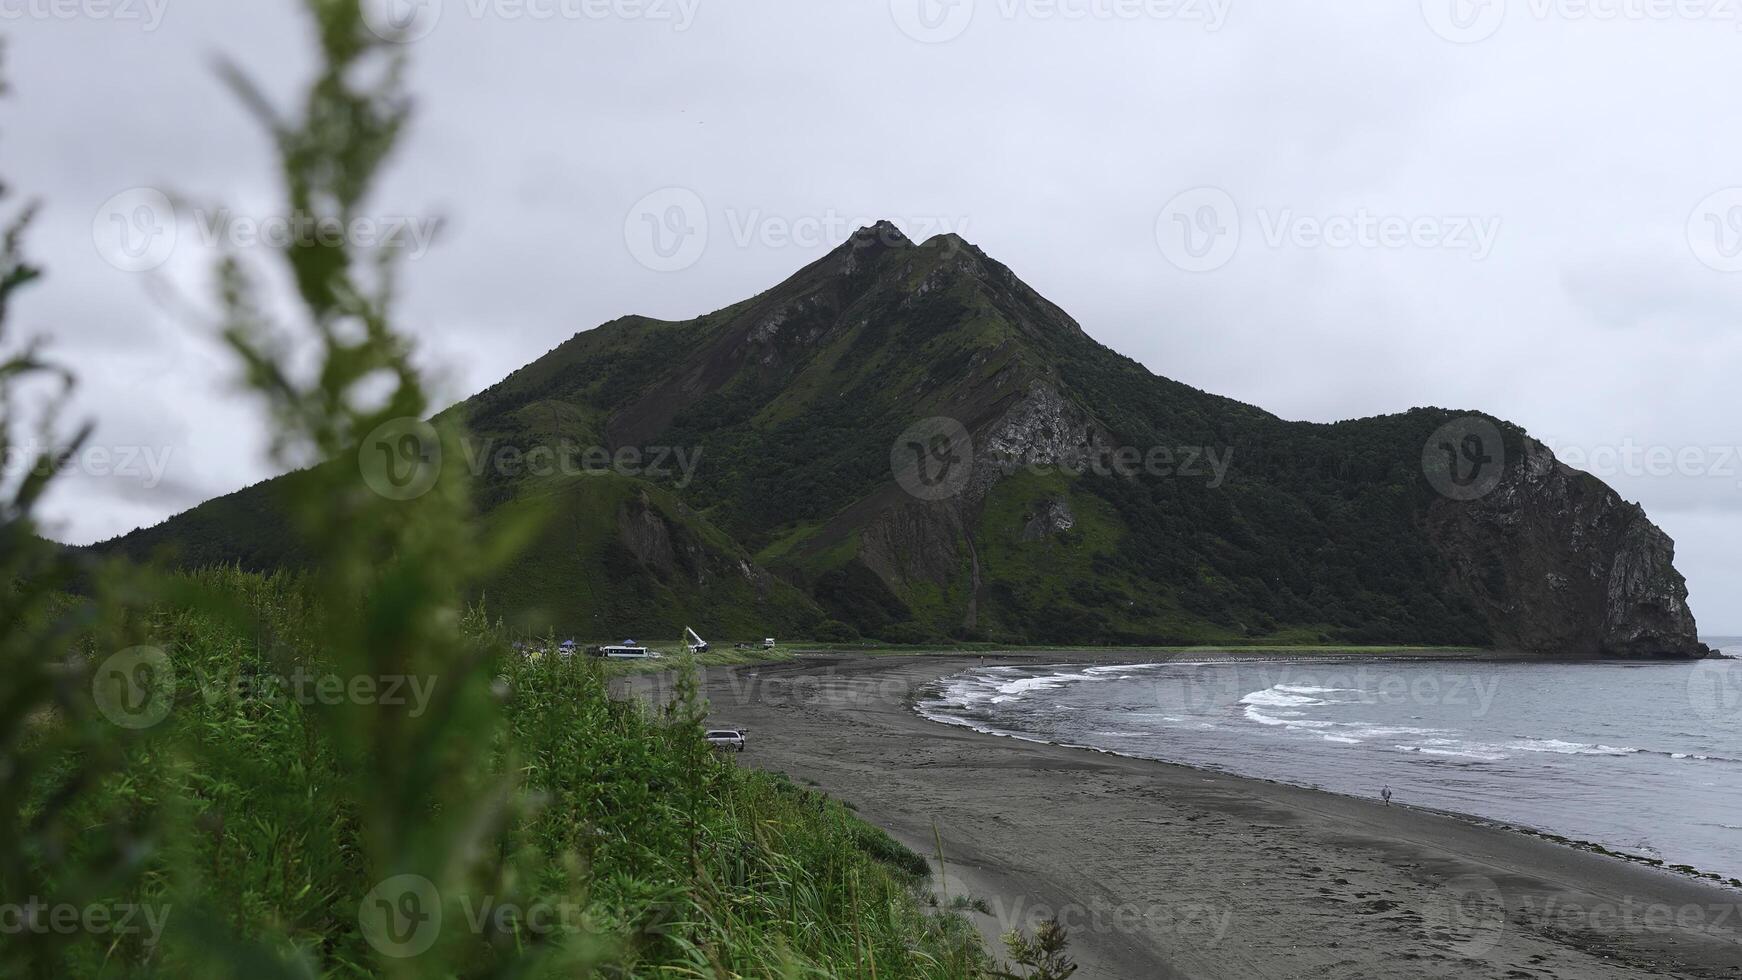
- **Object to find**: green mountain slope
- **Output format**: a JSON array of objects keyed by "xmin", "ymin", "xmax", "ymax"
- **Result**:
[{"xmin": 97, "ymin": 224, "xmax": 1709, "ymax": 655}]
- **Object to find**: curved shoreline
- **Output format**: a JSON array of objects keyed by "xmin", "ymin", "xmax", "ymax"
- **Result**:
[
  {"xmin": 651, "ymin": 653, "xmax": 1742, "ymax": 979},
  {"xmin": 910, "ymin": 661, "xmax": 1742, "ymax": 892}
]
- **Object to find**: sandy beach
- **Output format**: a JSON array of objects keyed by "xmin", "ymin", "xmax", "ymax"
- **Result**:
[{"xmin": 627, "ymin": 653, "xmax": 1742, "ymax": 979}]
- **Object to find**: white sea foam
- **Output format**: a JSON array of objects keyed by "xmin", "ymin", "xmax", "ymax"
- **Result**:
[
  {"xmin": 1510, "ymin": 738, "xmax": 1639, "ymax": 757},
  {"xmin": 1239, "ymin": 687, "xmax": 1325, "ymax": 709},
  {"xmin": 1243, "ymin": 707, "xmax": 1335, "ymax": 729},
  {"xmin": 1275, "ymin": 684, "xmax": 1362, "ymax": 697}
]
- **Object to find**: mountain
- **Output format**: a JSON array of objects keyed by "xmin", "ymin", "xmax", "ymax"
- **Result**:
[{"xmin": 98, "ymin": 223, "xmax": 1711, "ymax": 656}]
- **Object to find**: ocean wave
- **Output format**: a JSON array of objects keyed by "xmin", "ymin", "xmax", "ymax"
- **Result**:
[
  {"xmin": 1239, "ymin": 688, "xmax": 1326, "ymax": 709},
  {"xmin": 1662, "ymin": 751, "xmax": 1742, "ymax": 764},
  {"xmin": 1509, "ymin": 738, "xmax": 1639, "ymax": 757},
  {"xmin": 1243, "ymin": 706, "xmax": 1335, "ymax": 729},
  {"xmin": 1395, "ymin": 744, "xmax": 1510, "ymax": 762},
  {"xmin": 1275, "ymin": 684, "xmax": 1363, "ymax": 697}
]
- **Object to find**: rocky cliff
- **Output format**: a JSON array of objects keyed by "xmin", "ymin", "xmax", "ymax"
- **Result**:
[{"xmin": 1425, "ymin": 437, "xmax": 1709, "ymax": 658}]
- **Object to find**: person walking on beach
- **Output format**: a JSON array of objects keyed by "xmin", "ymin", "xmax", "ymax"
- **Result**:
[{"xmin": 1381, "ymin": 785, "xmax": 1392, "ymax": 806}]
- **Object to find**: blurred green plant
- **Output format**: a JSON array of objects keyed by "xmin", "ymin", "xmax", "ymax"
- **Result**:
[
  {"xmin": 0, "ymin": 4, "xmax": 1025, "ymax": 978},
  {"xmin": 995, "ymin": 918, "xmax": 1078, "ymax": 980}
]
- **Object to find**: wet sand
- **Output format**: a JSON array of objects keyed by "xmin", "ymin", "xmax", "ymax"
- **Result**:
[{"xmin": 634, "ymin": 653, "xmax": 1742, "ymax": 979}]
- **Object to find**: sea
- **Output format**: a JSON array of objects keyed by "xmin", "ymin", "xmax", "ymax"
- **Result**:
[{"xmin": 918, "ymin": 638, "xmax": 1742, "ymax": 881}]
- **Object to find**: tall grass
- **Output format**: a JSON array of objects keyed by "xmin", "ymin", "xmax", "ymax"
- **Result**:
[{"xmin": 0, "ymin": 4, "xmax": 1008, "ymax": 977}]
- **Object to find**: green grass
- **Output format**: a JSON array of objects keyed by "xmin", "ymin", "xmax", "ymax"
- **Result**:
[{"xmin": 14, "ymin": 571, "xmax": 989, "ymax": 977}]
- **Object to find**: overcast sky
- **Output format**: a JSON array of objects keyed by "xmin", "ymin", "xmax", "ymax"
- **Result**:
[{"xmin": 9, "ymin": 0, "xmax": 1740, "ymax": 631}]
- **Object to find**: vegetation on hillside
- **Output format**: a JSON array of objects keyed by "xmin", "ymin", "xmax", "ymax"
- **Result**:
[{"xmin": 94, "ymin": 180, "xmax": 1517, "ymax": 648}]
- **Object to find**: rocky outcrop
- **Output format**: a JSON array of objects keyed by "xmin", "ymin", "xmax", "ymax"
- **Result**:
[
  {"xmin": 1425, "ymin": 437, "xmax": 1710, "ymax": 658},
  {"xmin": 1021, "ymin": 499, "xmax": 1076, "ymax": 541}
]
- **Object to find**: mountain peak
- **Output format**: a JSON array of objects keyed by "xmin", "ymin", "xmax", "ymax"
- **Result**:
[
  {"xmin": 809, "ymin": 220, "xmax": 913, "ymax": 279},
  {"xmin": 846, "ymin": 219, "xmax": 912, "ymax": 250}
]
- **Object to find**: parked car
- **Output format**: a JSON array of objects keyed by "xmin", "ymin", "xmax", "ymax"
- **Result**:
[
  {"xmin": 704, "ymin": 729, "xmax": 746, "ymax": 753},
  {"xmin": 762, "ymin": 638, "xmax": 776, "ymax": 649}
]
